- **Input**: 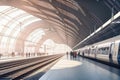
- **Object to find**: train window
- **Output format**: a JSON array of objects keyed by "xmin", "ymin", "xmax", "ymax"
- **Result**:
[
  {"xmin": 98, "ymin": 47, "xmax": 109, "ymax": 55},
  {"xmin": 98, "ymin": 48, "xmax": 101, "ymax": 54},
  {"xmin": 104, "ymin": 47, "xmax": 109, "ymax": 55}
]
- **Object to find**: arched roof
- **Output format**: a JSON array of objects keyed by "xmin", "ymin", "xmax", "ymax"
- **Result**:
[{"xmin": 0, "ymin": 0, "xmax": 120, "ymax": 50}]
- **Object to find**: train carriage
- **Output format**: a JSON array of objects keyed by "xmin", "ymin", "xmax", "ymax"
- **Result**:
[{"xmin": 78, "ymin": 35, "xmax": 120, "ymax": 65}]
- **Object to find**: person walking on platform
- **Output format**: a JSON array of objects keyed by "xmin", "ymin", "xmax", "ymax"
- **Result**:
[{"xmin": 73, "ymin": 51, "xmax": 77, "ymax": 59}]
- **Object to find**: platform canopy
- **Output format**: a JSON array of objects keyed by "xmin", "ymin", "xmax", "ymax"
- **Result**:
[{"xmin": 0, "ymin": 0, "xmax": 119, "ymax": 54}]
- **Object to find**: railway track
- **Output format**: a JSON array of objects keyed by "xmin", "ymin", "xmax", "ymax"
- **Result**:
[{"xmin": 0, "ymin": 54, "xmax": 63, "ymax": 80}]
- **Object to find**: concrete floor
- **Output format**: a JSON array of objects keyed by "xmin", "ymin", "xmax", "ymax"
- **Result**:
[{"xmin": 39, "ymin": 55, "xmax": 120, "ymax": 80}]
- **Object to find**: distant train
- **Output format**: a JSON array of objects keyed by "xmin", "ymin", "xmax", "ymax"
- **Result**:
[{"xmin": 77, "ymin": 35, "xmax": 120, "ymax": 65}]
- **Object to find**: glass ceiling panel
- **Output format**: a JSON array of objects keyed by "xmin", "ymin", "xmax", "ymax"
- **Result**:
[
  {"xmin": 7, "ymin": 13, "xmax": 32, "ymax": 26},
  {"xmin": 3, "ymin": 15, "xmax": 41, "ymax": 40},
  {"xmin": 9, "ymin": 15, "xmax": 34, "ymax": 29},
  {"xmin": 0, "ymin": 8, "xmax": 17, "ymax": 18},
  {"xmin": 32, "ymin": 32, "xmax": 44, "ymax": 42},
  {"xmin": 14, "ymin": 18, "xmax": 41, "ymax": 39},
  {"xmin": 0, "ymin": 16, "xmax": 11, "ymax": 25},
  {"xmin": 21, "ymin": 19, "xmax": 41, "ymax": 30},
  {"xmin": 0, "ymin": 6, "xmax": 42, "ymax": 53},
  {"xmin": 26, "ymin": 28, "xmax": 45, "ymax": 43},
  {"xmin": 31, "ymin": 31, "xmax": 43, "ymax": 38},
  {"xmin": 0, "ymin": 6, "xmax": 41, "ymax": 39},
  {"xmin": 8, "ymin": 10, "xmax": 25, "ymax": 18},
  {"xmin": 0, "ymin": 24, "xmax": 4, "ymax": 32},
  {"xmin": 0, "ymin": 6, "xmax": 10, "ymax": 12},
  {"xmin": 1, "ymin": 36, "xmax": 8, "ymax": 48}
]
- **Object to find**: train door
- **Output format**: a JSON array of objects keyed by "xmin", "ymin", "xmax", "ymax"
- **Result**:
[
  {"xmin": 109, "ymin": 43, "xmax": 114, "ymax": 62},
  {"xmin": 117, "ymin": 43, "xmax": 120, "ymax": 64}
]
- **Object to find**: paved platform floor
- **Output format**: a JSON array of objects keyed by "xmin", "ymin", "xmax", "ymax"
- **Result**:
[{"xmin": 39, "ymin": 55, "xmax": 120, "ymax": 80}]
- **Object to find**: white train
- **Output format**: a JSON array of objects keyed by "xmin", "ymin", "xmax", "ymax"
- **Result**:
[{"xmin": 78, "ymin": 35, "xmax": 120, "ymax": 65}]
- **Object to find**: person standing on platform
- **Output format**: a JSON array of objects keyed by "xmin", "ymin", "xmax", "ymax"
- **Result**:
[
  {"xmin": 12, "ymin": 52, "xmax": 15, "ymax": 57},
  {"xmin": 28, "ymin": 52, "xmax": 30, "ymax": 57},
  {"xmin": 66, "ymin": 52, "xmax": 68, "ymax": 59},
  {"xmin": 78, "ymin": 51, "xmax": 80, "ymax": 56},
  {"xmin": 70, "ymin": 51, "xmax": 72, "ymax": 59},
  {"xmin": 0, "ymin": 53, "xmax": 2, "ymax": 59},
  {"xmin": 66, "ymin": 52, "xmax": 68, "ymax": 56}
]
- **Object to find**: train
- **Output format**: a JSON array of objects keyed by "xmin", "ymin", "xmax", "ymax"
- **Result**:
[{"xmin": 77, "ymin": 35, "xmax": 120, "ymax": 65}]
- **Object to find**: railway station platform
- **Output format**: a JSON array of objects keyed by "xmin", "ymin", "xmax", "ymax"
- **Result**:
[
  {"xmin": 39, "ymin": 55, "xmax": 120, "ymax": 80},
  {"xmin": 0, "ymin": 56, "xmax": 26, "ymax": 63},
  {"xmin": 0, "ymin": 55, "xmax": 47, "ymax": 63}
]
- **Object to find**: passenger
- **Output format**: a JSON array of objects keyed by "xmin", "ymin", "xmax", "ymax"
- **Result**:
[
  {"xmin": 74, "ymin": 52, "xmax": 77, "ymax": 58},
  {"xmin": 72, "ymin": 52, "xmax": 74, "ymax": 58},
  {"xmin": 66, "ymin": 52, "xmax": 68, "ymax": 55},
  {"xmin": 66, "ymin": 52, "xmax": 69, "ymax": 59},
  {"xmin": 0, "ymin": 53, "xmax": 2, "ymax": 59},
  {"xmin": 78, "ymin": 51, "xmax": 80, "ymax": 56},
  {"xmin": 70, "ymin": 51, "xmax": 73, "ymax": 59},
  {"xmin": 28, "ymin": 52, "xmax": 30, "ymax": 57},
  {"xmin": 12, "ymin": 52, "xmax": 15, "ymax": 57}
]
